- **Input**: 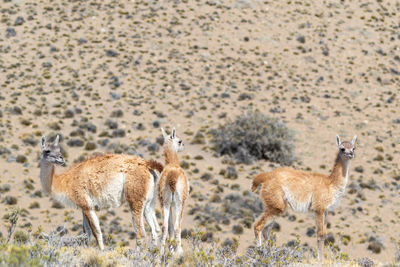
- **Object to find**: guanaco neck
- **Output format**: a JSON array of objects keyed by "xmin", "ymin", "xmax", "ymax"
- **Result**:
[
  {"xmin": 328, "ymin": 153, "xmax": 350, "ymax": 188},
  {"xmin": 40, "ymin": 160, "xmax": 56, "ymax": 194},
  {"xmin": 164, "ymin": 144, "xmax": 179, "ymax": 166}
]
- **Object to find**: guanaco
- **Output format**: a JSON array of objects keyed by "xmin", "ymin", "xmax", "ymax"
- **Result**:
[
  {"xmin": 252, "ymin": 135, "xmax": 357, "ymax": 260},
  {"xmin": 158, "ymin": 128, "xmax": 188, "ymax": 254},
  {"xmin": 39, "ymin": 135, "xmax": 163, "ymax": 250}
]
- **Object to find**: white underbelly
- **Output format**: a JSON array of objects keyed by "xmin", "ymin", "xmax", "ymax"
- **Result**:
[
  {"xmin": 89, "ymin": 173, "xmax": 126, "ymax": 210},
  {"xmin": 283, "ymin": 187, "xmax": 312, "ymax": 213}
]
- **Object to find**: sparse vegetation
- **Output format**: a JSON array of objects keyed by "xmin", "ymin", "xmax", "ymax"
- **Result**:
[{"xmin": 210, "ymin": 111, "xmax": 295, "ymax": 165}]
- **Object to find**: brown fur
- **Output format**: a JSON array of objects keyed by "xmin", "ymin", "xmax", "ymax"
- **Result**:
[
  {"xmin": 146, "ymin": 159, "xmax": 164, "ymax": 173},
  {"xmin": 42, "ymin": 153, "xmax": 161, "ymax": 246},
  {"xmin": 158, "ymin": 142, "xmax": 189, "ymax": 253},
  {"xmin": 252, "ymin": 173, "xmax": 268, "ymax": 192},
  {"xmin": 253, "ymin": 138, "xmax": 356, "ymax": 260}
]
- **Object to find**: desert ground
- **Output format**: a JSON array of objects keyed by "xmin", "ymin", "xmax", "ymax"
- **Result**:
[{"xmin": 0, "ymin": 0, "xmax": 399, "ymax": 264}]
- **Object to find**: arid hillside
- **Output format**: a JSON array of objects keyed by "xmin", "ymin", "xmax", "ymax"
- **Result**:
[{"xmin": 0, "ymin": 0, "xmax": 399, "ymax": 264}]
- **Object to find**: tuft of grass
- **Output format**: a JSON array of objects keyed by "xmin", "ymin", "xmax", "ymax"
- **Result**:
[{"xmin": 210, "ymin": 111, "xmax": 295, "ymax": 165}]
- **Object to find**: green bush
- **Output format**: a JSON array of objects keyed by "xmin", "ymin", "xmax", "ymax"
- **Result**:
[{"xmin": 210, "ymin": 111, "xmax": 295, "ymax": 165}]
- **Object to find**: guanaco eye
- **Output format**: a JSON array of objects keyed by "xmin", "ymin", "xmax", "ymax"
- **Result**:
[
  {"xmin": 178, "ymin": 140, "xmax": 182, "ymax": 145},
  {"xmin": 340, "ymin": 147, "xmax": 345, "ymax": 152},
  {"xmin": 44, "ymin": 150, "xmax": 51, "ymax": 154}
]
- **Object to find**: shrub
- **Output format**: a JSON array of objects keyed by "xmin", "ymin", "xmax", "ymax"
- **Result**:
[{"xmin": 210, "ymin": 111, "xmax": 295, "ymax": 165}]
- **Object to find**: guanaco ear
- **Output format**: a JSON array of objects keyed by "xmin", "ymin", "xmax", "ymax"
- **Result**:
[
  {"xmin": 161, "ymin": 128, "xmax": 168, "ymax": 140},
  {"xmin": 336, "ymin": 135, "xmax": 341, "ymax": 147},
  {"xmin": 41, "ymin": 136, "xmax": 46, "ymax": 150},
  {"xmin": 54, "ymin": 135, "xmax": 60, "ymax": 146},
  {"xmin": 171, "ymin": 127, "xmax": 176, "ymax": 139},
  {"xmin": 351, "ymin": 135, "xmax": 357, "ymax": 145}
]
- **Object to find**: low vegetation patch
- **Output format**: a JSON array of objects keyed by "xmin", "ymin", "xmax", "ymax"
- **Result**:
[{"xmin": 210, "ymin": 111, "xmax": 295, "ymax": 165}]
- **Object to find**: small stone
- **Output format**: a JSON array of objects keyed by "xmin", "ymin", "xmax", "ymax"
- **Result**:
[
  {"xmin": 355, "ymin": 166, "xmax": 364, "ymax": 173},
  {"xmin": 77, "ymin": 38, "xmax": 88, "ymax": 44},
  {"xmin": 11, "ymin": 106, "xmax": 22, "ymax": 115},
  {"xmin": 14, "ymin": 16, "xmax": 25, "ymax": 26},
  {"xmin": 106, "ymin": 49, "xmax": 118, "ymax": 57},
  {"xmin": 152, "ymin": 120, "xmax": 160, "ymax": 128},
  {"xmin": 6, "ymin": 27, "xmax": 16, "ymax": 37},
  {"xmin": 297, "ymin": 35, "xmax": 306, "ymax": 43},
  {"xmin": 136, "ymin": 123, "xmax": 145, "ymax": 130},
  {"xmin": 133, "ymin": 109, "xmax": 142, "ymax": 116},
  {"xmin": 306, "ymin": 227, "xmax": 315, "ymax": 237}
]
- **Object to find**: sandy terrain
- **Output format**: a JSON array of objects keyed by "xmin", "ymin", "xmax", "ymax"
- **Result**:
[{"xmin": 0, "ymin": 0, "xmax": 399, "ymax": 263}]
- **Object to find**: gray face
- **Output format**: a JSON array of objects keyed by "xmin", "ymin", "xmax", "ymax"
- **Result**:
[
  {"xmin": 338, "ymin": 142, "xmax": 355, "ymax": 159},
  {"xmin": 41, "ymin": 136, "xmax": 65, "ymax": 165}
]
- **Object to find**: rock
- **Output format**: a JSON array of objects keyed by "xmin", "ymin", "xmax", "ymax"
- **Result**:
[
  {"xmin": 296, "ymin": 35, "xmax": 306, "ymax": 43},
  {"xmin": 110, "ymin": 92, "xmax": 121, "ymax": 100},
  {"xmin": 6, "ymin": 27, "xmax": 16, "ymax": 37},
  {"xmin": 133, "ymin": 109, "xmax": 142, "ymax": 116},
  {"xmin": 152, "ymin": 120, "xmax": 160, "ymax": 128},
  {"xmin": 354, "ymin": 166, "xmax": 364, "ymax": 173},
  {"xmin": 11, "ymin": 106, "xmax": 22, "ymax": 115},
  {"xmin": 106, "ymin": 49, "xmax": 118, "ymax": 57},
  {"xmin": 136, "ymin": 123, "xmax": 145, "ymax": 130},
  {"xmin": 306, "ymin": 227, "xmax": 315, "ymax": 237},
  {"xmin": 77, "ymin": 38, "xmax": 87, "ymax": 44},
  {"xmin": 14, "ymin": 16, "xmax": 25, "ymax": 26}
]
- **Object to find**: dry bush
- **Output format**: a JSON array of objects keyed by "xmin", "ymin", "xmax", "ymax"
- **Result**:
[{"xmin": 210, "ymin": 111, "xmax": 295, "ymax": 165}]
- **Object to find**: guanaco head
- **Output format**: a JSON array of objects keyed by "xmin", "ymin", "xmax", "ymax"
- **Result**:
[
  {"xmin": 336, "ymin": 135, "xmax": 357, "ymax": 160},
  {"xmin": 40, "ymin": 135, "xmax": 65, "ymax": 165},
  {"xmin": 161, "ymin": 127, "xmax": 184, "ymax": 152}
]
